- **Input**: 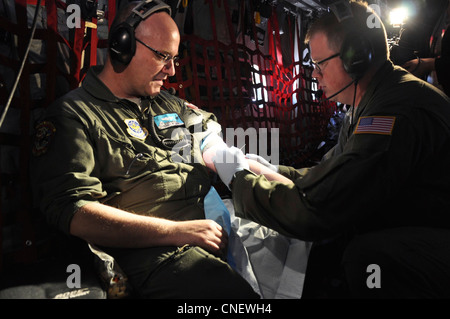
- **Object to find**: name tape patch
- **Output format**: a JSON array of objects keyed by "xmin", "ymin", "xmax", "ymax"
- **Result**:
[{"xmin": 154, "ymin": 113, "xmax": 184, "ymax": 130}]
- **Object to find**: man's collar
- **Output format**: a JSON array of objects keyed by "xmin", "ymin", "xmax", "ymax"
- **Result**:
[
  {"xmin": 82, "ymin": 66, "xmax": 160, "ymax": 107},
  {"xmin": 358, "ymin": 60, "xmax": 394, "ymax": 108},
  {"xmin": 82, "ymin": 65, "xmax": 120, "ymax": 102}
]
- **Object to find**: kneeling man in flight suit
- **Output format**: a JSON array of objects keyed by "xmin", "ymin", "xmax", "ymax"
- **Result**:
[{"xmin": 211, "ymin": 0, "xmax": 450, "ymax": 299}]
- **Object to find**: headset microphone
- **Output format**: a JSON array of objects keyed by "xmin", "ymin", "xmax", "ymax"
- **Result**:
[
  {"xmin": 316, "ymin": 89, "xmax": 324, "ymax": 99},
  {"xmin": 162, "ymin": 86, "xmax": 176, "ymax": 95},
  {"xmin": 316, "ymin": 79, "xmax": 356, "ymax": 101}
]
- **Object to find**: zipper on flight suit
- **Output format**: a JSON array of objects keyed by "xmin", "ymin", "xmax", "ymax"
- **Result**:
[{"xmin": 119, "ymin": 99, "xmax": 150, "ymax": 176}]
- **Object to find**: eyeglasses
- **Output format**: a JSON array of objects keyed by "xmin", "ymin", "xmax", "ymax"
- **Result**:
[
  {"xmin": 136, "ymin": 38, "xmax": 180, "ymax": 65},
  {"xmin": 311, "ymin": 53, "xmax": 340, "ymax": 74}
]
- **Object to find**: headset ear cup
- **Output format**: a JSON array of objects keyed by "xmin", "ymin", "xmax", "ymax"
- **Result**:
[
  {"xmin": 340, "ymin": 33, "xmax": 373, "ymax": 80},
  {"xmin": 107, "ymin": 0, "xmax": 171, "ymax": 65},
  {"xmin": 109, "ymin": 23, "xmax": 136, "ymax": 65}
]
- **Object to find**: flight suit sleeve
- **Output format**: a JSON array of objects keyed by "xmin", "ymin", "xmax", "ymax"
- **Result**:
[
  {"xmin": 179, "ymin": 102, "xmax": 224, "ymax": 152},
  {"xmin": 232, "ymin": 114, "xmax": 419, "ymax": 241},
  {"xmin": 30, "ymin": 106, "xmax": 106, "ymax": 235},
  {"xmin": 277, "ymin": 165, "xmax": 311, "ymax": 180}
]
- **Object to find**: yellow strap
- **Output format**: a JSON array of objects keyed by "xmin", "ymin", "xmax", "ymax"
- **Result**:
[{"xmin": 85, "ymin": 21, "xmax": 97, "ymax": 29}]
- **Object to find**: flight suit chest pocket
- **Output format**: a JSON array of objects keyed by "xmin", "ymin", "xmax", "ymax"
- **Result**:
[{"xmin": 96, "ymin": 128, "xmax": 162, "ymax": 178}]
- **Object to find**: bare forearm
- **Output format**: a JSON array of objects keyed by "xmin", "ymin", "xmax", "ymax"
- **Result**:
[
  {"xmin": 247, "ymin": 159, "xmax": 293, "ymax": 184},
  {"xmin": 69, "ymin": 202, "xmax": 227, "ymax": 254},
  {"xmin": 403, "ymin": 57, "xmax": 435, "ymax": 78},
  {"xmin": 69, "ymin": 202, "xmax": 177, "ymax": 248}
]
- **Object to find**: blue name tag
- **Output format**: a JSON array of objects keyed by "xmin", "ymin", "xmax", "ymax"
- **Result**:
[{"xmin": 154, "ymin": 113, "xmax": 184, "ymax": 130}]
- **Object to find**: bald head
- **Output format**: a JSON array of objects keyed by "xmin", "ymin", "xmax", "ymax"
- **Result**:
[{"xmin": 136, "ymin": 10, "xmax": 180, "ymax": 45}]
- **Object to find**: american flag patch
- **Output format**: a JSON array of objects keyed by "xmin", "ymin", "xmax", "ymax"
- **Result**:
[{"xmin": 354, "ymin": 116, "xmax": 396, "ymax": 135}]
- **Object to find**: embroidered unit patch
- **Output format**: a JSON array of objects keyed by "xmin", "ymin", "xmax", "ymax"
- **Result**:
[
  {"xmin": 354, "ymin": 116, "xmax": 396, "ymax": 135},
  {"xmin": 32, "ymin": 121, "xmax": 56, "ymax": 156},
  {"xmin": 154, "ymin": 113, "xmax": 184, "ymax": 130},
  {"xmin": 124, "ymin": 119, "xmax": 148, "ymax": 140}
]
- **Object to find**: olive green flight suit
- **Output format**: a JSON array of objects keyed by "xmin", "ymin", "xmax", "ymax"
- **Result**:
[
  {"xmin": 32, "ymin": 66, "xmax": 217, "ymax": 233},
  {"xmin": 232, "ymin": 61, "xmax": 450, "ymax": 240},
  {"xmin": 31, "ymin": 66, "xmax": 258, "ymax": 298},
  {"xmin": 231, "ymin": 61, "xmax": 450, "ymax": 297}
]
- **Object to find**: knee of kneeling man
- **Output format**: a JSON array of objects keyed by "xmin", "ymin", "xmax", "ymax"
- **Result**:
[
  {"xmin": 342, "ymin": 231, "xmax": 399, "ymax": 267},
  {"xmin": 341, "ymin": 231, "xmax": 407, "ymax": 298}
]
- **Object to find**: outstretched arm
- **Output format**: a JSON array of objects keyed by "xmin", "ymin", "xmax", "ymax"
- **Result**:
[
  {"xmin": 202, "ymin": 145, "xmax": 293, "ymax": 185},
  {"xmin": 70, "ymin": 202, "xmax": 228, "ymax": 256}
]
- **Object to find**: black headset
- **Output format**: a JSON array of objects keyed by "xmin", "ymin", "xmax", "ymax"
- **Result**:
[
  {"xmin": 329, "ymin": 0, "xmax": 375, "ymax": 80},
  {"xmin": 108, "ymin": 0, "xmax": 172, "ymax": 65},
  {"xmin": 340, "ymin": 33, "xmax": 374, "ymax": 80}
]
